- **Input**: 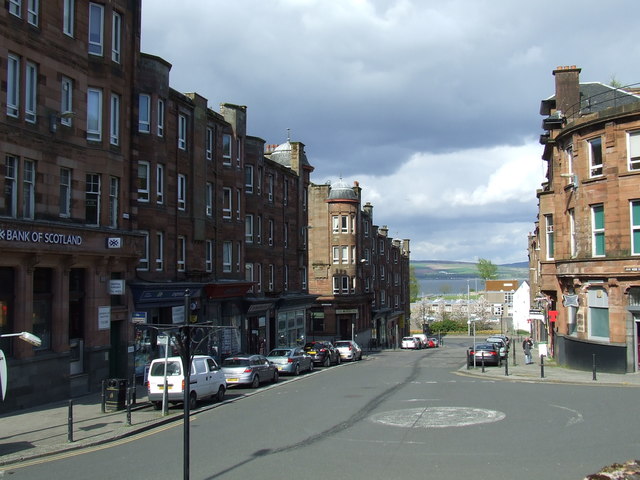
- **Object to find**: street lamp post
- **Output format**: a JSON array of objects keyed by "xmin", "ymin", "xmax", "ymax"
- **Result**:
[{"xmin": 0, "ymin": 331, "xmax": 42, "ymax": 401}]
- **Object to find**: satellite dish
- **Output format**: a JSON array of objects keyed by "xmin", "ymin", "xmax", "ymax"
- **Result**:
[{"xmin": 0, "ymin": 349, "xmax": 7, "ymax": 401}]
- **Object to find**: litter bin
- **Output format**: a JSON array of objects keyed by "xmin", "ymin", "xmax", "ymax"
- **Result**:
[{"xmin": 105, "ymin": 378, "xmax": 128, "ymax": 411}]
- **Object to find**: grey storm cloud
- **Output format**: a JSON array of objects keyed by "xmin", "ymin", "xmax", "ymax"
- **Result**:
[{"xmin": 141, "ymin": 0, "xmax": 640, "ymax": 263}]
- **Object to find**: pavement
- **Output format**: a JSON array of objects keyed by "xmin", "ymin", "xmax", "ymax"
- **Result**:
[{"xmin": 1, "ymin": 343, "xmax": 640, "ymax": 468}]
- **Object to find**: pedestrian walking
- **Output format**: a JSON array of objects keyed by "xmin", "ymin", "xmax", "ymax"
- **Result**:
[{"xmin": 523, "ymin": 337, "xmax": 533, "ymax": 364}]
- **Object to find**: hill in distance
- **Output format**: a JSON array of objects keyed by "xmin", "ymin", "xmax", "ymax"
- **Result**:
[{"xmin": 411, "ymin": 260, "xmax": 528, "ymax": 279}]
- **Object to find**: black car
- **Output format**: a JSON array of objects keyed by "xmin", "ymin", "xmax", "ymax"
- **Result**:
[
  {"xmin": 303, "ymin": 341, "xmax": 341, "ymax": 367},
  {"xmin": 467, "ymin": 343, "xmax": 501, "ymax": 366}
]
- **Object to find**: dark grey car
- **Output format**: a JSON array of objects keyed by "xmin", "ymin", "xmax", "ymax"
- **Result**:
[{"xmin": 221, "ymin": 354, "xmax": 279, "ymax": 388}]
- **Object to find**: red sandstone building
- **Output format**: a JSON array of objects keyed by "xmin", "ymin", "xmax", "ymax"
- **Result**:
[{"xmin": 531, "ymin": 66, "xmax": 640, "ymax": 372}]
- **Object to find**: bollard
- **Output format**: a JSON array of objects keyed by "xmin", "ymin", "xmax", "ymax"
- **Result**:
[
  {"xmin": 467, "ymin": 352, "xmax": 470, "ymax": 370},
  {"xmin": 592, "ymin": 354, "xmax": 597, "ymax": 381},
  {"xmin": 481, "ymin": 352, "xmax": 485, "ymax": 373},
  {"xmin": 504, "ymin": 356, "xmax": 509, "ymax": 376},
  {"xmin": 126, "ymin": 387, "xmax": 132, "ymax": 426},
  {"xmin": 131, "ymin": 372, "xmax": 137, "ymax": 406},
  {"xmin": 101, "ymin": 379, "xmax": 106, "ymax": 413},
  {"xmin": 512, "ymin": 345, "xmax": 517, "ymax": 366},
  {"xmin": 540, "ymin": 354, "xmax": 545, "ymax": 378},
  {"xmin": 68, "ymin": 399, "xmax": 74, "ymax": 443}
]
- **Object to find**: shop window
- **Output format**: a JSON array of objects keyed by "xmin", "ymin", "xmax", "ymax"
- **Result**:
[{"xmin": 32, "ymin": 268, "xmax": 52, "ymax": 350}]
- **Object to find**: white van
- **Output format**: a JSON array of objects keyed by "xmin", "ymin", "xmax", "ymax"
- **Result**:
[
  {"xmin": 412, "ymin": 334, "xmax": 428, "ymax": 348},
  {"xmin": 147, "ymin": 355, "xmax": 226, "ymax": 410}
]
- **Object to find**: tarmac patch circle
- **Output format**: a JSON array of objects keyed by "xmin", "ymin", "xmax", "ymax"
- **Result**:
[{"xmin": 370, "ymin": 407, "xmax": 505, "ymax": 428}]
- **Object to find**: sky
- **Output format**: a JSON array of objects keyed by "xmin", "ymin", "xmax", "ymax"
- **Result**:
[{"xmin": 140, "ymin": 0, "xmax": 640, "ymax": 264}]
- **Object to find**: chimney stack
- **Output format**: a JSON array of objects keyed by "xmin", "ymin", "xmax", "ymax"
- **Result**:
[{"xmin": 553, "ymin": 65, "xmax": 581, "ymax": 118}]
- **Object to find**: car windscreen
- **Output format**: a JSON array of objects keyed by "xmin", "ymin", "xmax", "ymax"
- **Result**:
[
  {"xmin": 268, "ymin": 350, "xmax": 291, "ymax": 357},
  {"xmin": 150, "ymin": 361, "xmax": 181, "ymax": 376},
  {"xmin": 334, "ymin": 342, "xmax": 350, "ymax": 347},
  {"xmin": 474, "ymin": 344, "xmax": 495, "ymax": 350},
  {"xmin": 222, "ymin": 358, "xmax": 251, "ymax": 367}
]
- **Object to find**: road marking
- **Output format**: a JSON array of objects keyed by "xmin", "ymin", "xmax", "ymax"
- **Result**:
[
  {"xmin": 370, "ymin": 407, "xmax": 506, "ymax": 428},
  {"xmin": 550, "ymin": 404, "xmax": 584, "ymax": 426}
]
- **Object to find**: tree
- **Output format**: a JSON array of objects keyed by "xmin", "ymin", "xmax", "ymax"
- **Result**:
[
  {"xmin": 409, "ymin": 265, "xmax": 420, "ymax": 303},
  {"xmin": 476, "ymin": 258, "xmax": 498, "ymax": 281}
]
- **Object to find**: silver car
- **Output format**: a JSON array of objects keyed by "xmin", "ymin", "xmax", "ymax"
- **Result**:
[
  {"xmin": 266, "ymin": 347, "xmax": 314, "ymax": 375},
  {"xmin": 334, "ymin": 340, "xmax": 362, "ymax": 361},
  {"xmin": 221, "ymin": 354, "xmax": 279, "ymax": 388}
]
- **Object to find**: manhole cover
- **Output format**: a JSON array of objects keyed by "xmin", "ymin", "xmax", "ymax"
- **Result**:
[{"xmin": 370, "ymin": 407, "xmax": 505, "ymax": 428}]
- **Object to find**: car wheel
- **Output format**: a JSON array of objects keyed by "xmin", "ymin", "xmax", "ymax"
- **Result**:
[
  {"xmin": 251, "ymin": 375, "xmax": 260, "ymax": 389},
  {"xmin": 216, "ymin": 385, "xmax": 225, "ymax": 402},
  {"xmin": 336, "ymin": 355, "xmax": 341, "ymax": 365},
  {"xmin": 188, "ymin": 391, "xmax": 198, "ymax": 410},
  {"xmin": 272, "ymin": 370, "xmax": 279, "ymax": 383},
  {"xmin": 309, "ymin": 362, "xmax": 314, "ymax": 372},
  {"xmin": 324, "ymin": 356, "xmax": 330, "ymax": 368},
  {"xmin": 294, "ymin": 364, "xmax": 300, "ymax": 376}
]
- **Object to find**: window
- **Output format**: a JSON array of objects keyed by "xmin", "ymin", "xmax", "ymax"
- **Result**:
[
  {"xmin": 341, "ymin": 276, "xmax": 349, "ymax": 293},
  {"xmin": 592, "ymin": 204, "xmax": 605, "ymax": 257},
  {"xmin": 301, "ymin": 266, "xmax": 307, "ymax": 291},
  {"xmin": 284, "ymin": 265, "xmax": 289, "ymax": 291},
  {"xmin": 569, "ymin": 209, "xmax": 576, "ymax": 258},
  {"xmin": 59, "ymin": 168, "xmax": 71, "ymax": 218},
  {"xmin": 364, "ymin": 220, "xmax": 370, "ymax": 237},
  {"xmin": 545, "ymin": 214, "xmax": 554, "ymax": 260},
  {"xmin": 155, "ymin": 232, "xmax": 164, "ymax": 271},
  {"xmin": 177, "ymin": 236, "xmax": 186, "ymax": 272},
  {"xmin": 60, "ymin": 77, "xmax": 73, "ymax": 126},
  {"xmin": 24, "ymin": 62, "xmax": 37, "ymax": 123},
  {"xmin": 588, "ymin": 137, "xmax": 603, "ymax": 177},
  {"xmin": 136, "ymin": 232, "xmax": 149, "ymax": 271},
  {"xmin": 332, "ymin": 216, "xmax": 339, "ymax": 233},
  {"xmin": 333, "ymin": 246, "xmax": 340, "ymax": 264},
  {"xmin": 110, "ymin": 93, "xmax": 120, "ymax": 145},
  {"xmin": 222, "ymin": 134, "xmax": 232, "ymax": 163},
  {"xmin": 111, "ymin": 11, "xmax": 121, "ymax": 63},
  {"xmin": 206, "ymin": 128, "xmax": 213, "ymax": 160},
  {"xmin": 138, "ymin": 94, "xmax": 150, "ymax": 133},
  {"xmin": 268, "ymin": 264, "xmax": 274, "ymax": 291},
  {"xmin": 236, "ymin": 241, "xmax": 241, "ymax": 272},
  {"xmin": 137, "ymin": 161, "xmax": 149, "ymax": 202},
  {"xmin": 156, "ymin": 164, "xmax": 164, "ymax": 204},
  {"xmin": 223, "ymin": 241, "xmax": 232, "ymax": 272},
  {"xmin": 588, "ymin": 287, "xmax": 609, "ymax": 339},
  {"xmin": 178, "ymin": 114, "xmax": 187, "ymax": 150},
  {"xmin": 627, "ymin": 131, "xmax": 640, "ymax": 171},
  {"xmin": 7, "ymin": 54, "xmax": 19, "ymax": 117},
  {"xmin": 256, "ymin": 264, "xmax": 262, "ymax": 292},
  {"xmin": 245, "ymin": 263, "xmax": 254, "ymax": 291},
  {"xmin": 631, "ymin": 201, "xmax": 640, "ymax": 255},
  {"xmin": 177, "ymin": 174, "xmax": 186, "ymax": 211},
  {"xmin": 88, "ymin": 3, "xmax": 104, "ymax": 56},
  {"xmin": 22, "ymin": 160, "xmax": 35, "ymax": 219},
  {"xmin": 205, "ymin": 240, "xmax": 213, "ymax": 273},
  {"xmin": 85, "ymin": 173, "xmax": 100, "ymax": 225},
  {"xmin": 267, "ymin": 174, "xmax": 274, "ymax": 202},
  {"xmin": 206, "ymin": 183, "xmax": 213, "ymax": 216},
  {"xmin": 284, "ymin": 223, "xmax": 289, "ymax": 248},
  {"xmin": 341, "ymin": 215, "xmax": 348, "ymax": 233},
  {"xmin": 236, "ymin": 138, "xmax": 241, "ymax": 167},
  {"xmin": 364, "ymin": 248, "xmax": 370, "ymax": 265},
  {"xmin": 87, "ymin": 88, "xmax": 102, "ymax": 141},
  {"xmin": 157, "ymin": 99, "xmax": 164, "ymax": 136},
  {"xmin": 380, "ymin": 290, "xmax": 386, "ymax": 306},
  {"xmin": 341, "ymin": 246, "xmax": 349, "ymax": 264},
  {"xmin": 268, "ymin": 219, "xmax": 274, "ymax": 246},
  {"xmin": 222, "ymin": 187, "xmax": 232, "ymax": 219},
  {"xmin": 245, "ymin": 214, "xmax": 254, "ymax": 243},
  {"xmin": 27, "ymin": 0, "xmax": 38, "ymax": 26},
  {"xmin": 63, "ymin": 0, "xmax": 74, "ymax": 36},
  {"xmin": 9, "ymin": 0, "xmax": 21, "ymax": 17},
  {"xmin": 236, "ymin": 189, "xmax": 241, "ymax": 220},
  {"xmin": 244, "ymin": 165, "xmax": 254, "ymax": 194},
  {"xmin": 283, "ymin": 179, "xmax": 288, "ymax": 206},
  {"xmin": 333, "ymin": 277, "xmax": 341, "ymax": 294},
  {"xmin": 256, "ymin": 215, "xmax": 262, "ymax": 244},
  {"xmin": 109, "ymin": 177, "xmax": 119, "ymax": 228},
  {"xmin": 379, "ymin": 239, "xmax": 385, "ymax": 254},
  {"xmin": 4, "ymin": 156, "xmax": 17, "ymax": 217}
]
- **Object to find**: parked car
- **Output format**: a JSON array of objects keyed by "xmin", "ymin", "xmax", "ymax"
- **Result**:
[
  {"xmin": 428, "ymin": 337, "xmax": 440, "ymax": 348},
  {"xmin": 147, "ymin": 355, "xmax": 226, "ymax": 410},
  {"xmin": 401, "ymin": 336, "xmax": 419, "ymax": 349},
  {"xmin": 412, "ymin": 334, "xmax": 428, "ymax": 348},
  {"xmin": 467, "ymin": 343, "xmax": 501, "ymax": 366},
  {"xmin": 303, "ymin": 341, "xmax": 341, "ymax": 367},
  {"xmin": 334, "ymin": 340, "xmax": 362, "ymax": 361},
  {"xmin": 221, "ymin": 354, "xmax": 279, "ymax": 388},
  {"xmin": 486, "ymin": 336, "xmax": 508, "ymax": 358},
  {"xmin": 266, "ymin": 347, "xmax": 314, "ymax": 375}
]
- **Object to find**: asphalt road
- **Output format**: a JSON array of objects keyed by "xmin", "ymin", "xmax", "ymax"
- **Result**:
[{"xmin": 7, "ymin": 340, "xmax": 639, "ymax": 480}]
